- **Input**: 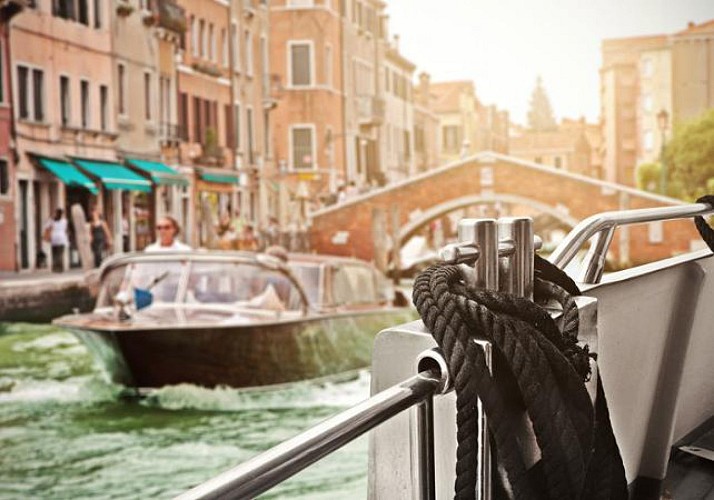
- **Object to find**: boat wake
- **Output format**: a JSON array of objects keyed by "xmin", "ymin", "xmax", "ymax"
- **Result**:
[{"xmin": 142, "ymin": 370, "xmax": 372, "ymax": 412}]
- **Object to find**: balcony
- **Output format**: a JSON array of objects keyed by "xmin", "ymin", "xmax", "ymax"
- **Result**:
[
  {"xmin": 156, "ymin": 0, "xmax": 186, "ymax": 34},
  {"xmin": 159, "ymin": 122, "xmax": 184, "ymax": 146},
  {"xmin": 357, "ymin": 96, "xmax": 385, "ymax": 126}
]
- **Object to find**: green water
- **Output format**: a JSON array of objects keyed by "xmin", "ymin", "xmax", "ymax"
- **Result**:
[{"xmin": 0, "ymin": 323, "xmax": 369, "ymax": 499}]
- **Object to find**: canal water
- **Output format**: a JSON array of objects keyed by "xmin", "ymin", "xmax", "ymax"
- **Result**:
[{"xmin": 0, "ymin": 322, "xmax": 370, "ymax": 499}]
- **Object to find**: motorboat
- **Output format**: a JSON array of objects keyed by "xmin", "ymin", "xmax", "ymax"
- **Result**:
[{"xmin": 54, "ymin": 251, "xmax": 416, "ymax": 390}]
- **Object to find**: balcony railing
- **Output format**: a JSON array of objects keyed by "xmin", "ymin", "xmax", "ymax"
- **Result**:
[
  {"xmin": 159, "ymin": 122, "xmax": 184, "ymax": 144},
  {"xmin": 357, "ymin": 95, "xmax": 385, "ymax": 126},
  {"xmin": 157, "ymin": 0, "xmax": 186, "ymax": 34}
]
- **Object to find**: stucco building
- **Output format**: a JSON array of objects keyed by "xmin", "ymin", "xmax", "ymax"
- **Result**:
[
  {"xmin": 413, "ymin": 72, "xmax": 440, "ymax": 174},
  {"xmin": 601, "ymin": 19, "xmax": 714, "ymax": 187}
]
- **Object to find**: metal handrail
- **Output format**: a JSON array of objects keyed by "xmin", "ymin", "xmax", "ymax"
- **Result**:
[
  {"xmin": 549, "ymin": 202, "xmax": 714, "ymax": 284},
  {"xmin": 176, "ymin": 370, "xmax": 441, "ymax": 500}
]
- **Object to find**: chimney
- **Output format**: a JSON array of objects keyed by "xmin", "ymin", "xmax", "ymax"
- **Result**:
[
  {"xmin": 688, "ymin": 21, "xmax": 695, "ymax": 29},
  {"xmin": 393, "ymin": 34, "xmax": 400, "ymax": 51}
]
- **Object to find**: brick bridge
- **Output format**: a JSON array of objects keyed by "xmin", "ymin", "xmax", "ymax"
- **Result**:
[{"xmin": 310, "ymin": 152, "xmax": 703, "ymax": 270}]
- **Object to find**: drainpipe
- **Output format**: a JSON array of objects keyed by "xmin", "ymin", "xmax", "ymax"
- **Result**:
[
  {"xmin": 339, "ymin": 2, "xmax": 348, "ymax": 184},
  {"xmin": 5, "ymin": 10, "xmax": 21, "ymax": 271}
]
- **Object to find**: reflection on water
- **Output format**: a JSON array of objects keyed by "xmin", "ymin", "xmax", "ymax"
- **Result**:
[{"xmin": 0, "ymin": 323, "xmax": 370, "ymax": 499}]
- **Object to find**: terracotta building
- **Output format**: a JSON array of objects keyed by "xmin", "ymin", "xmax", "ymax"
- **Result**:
[{"xmin": 0, "ymin": 0, "xmax": 25, "ymax": 271}]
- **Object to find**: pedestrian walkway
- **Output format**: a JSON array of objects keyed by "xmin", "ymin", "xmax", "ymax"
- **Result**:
[{"xmin": 0, "ymin": 269, "xmax": 86, "ymax": 288}]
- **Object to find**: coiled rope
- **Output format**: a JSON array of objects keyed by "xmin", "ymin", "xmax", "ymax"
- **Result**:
[
  {"xmin": 412, "ymin": 255, "xmax": 628, "ymax": 500},
  {"xmin": 694, "ymin": 195, "xmax": 714, "ymax": 251}
]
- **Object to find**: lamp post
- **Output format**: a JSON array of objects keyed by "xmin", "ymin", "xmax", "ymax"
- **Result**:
[{"xmin": 657, "ymin": 109, "xmax": 669, "ymax": 195}]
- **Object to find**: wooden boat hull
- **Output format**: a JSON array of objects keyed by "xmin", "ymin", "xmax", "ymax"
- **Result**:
[{"xmin": 63, "ymin": 308, "xmax": 417, "ymax": 389}]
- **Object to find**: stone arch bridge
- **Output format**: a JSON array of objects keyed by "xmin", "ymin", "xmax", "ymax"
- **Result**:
[{"xmin": 310, "ymin": 153, "xmax": 703, "ymax": 269}]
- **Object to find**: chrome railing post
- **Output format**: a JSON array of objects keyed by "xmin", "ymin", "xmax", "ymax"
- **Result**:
[
  {"xmin": 579, "ymin": 226, "xmax": 616, "ymax": 284},
  {"xmin": 456, "ymin": 218, "xmax": 498, "ymax": 500}
]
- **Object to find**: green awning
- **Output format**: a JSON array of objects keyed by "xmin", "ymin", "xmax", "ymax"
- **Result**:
[
  {"xmin": 125, "ymin": 158, "xmax": 189, "ymax": 187},
  {"xmin": 200, "ymin": 170, "xmax": 241, "ymax": 184},
  {"xmin": 36, "ymin": 157, "xmax": 98, "ymax": 194},
  {"xmin": 73, "ymin": 159, "xmax": 152, "ymax": 192}
]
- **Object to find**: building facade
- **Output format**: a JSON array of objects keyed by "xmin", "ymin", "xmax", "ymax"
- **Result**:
[
  {"xmin": 11, "ymin": 0, "xmax": 120, "ymax": 271},
  {"xmin": 0, "ymin": 0, "xmax": 25, "ymax": 271},
  {"xmin": 381, "ymin": 40, "xmax": 415, "ymax": 183},
  {"xmin": 413, "ymin": 72, "xmax": 440, "ymax": 173},
  {"xmin": 601, "ymin": 20, "xmax": 714, "ymax": 187}
]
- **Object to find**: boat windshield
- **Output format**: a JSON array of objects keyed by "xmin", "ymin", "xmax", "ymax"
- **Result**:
[
  {"xmin": 97, "ymin": 259, "xmax": 306, "ymax": 312},
  {"xmin": 186, "ymin": 262, "xmax": 304, "ymax": 311},
  {"xmin": 288, "ymin": 263, "xmax": 321, "ymax": 305}
]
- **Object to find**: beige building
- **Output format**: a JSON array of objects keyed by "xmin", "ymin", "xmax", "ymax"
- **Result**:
[
  {"xmin": 112, "ymin": 0, "xmax": 187, "ymax": 250},
  {"xmin": 177, "ymin": 0, "xmax": 273, "ymax": 246},
  {"xmin": 413, "ymin": 72, "xmax": 440, "ymax": 173},
  {"xmin": 510, "ymin": 118, "xmax": 594, "ymax": 177},
  {"xmin": 381, "ymin": 39, "xmax": 415, "ymax": 183},
  {"xmin": 601, "ymin": 19, "xmax": 714, "ymax": 187}
]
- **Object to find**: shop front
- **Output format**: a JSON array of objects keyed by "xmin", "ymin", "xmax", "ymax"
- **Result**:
[
  {"xmin": 125, "ymin": 158, "xmax": 190, "ymax": 250},
  {"xmin": 195, "ymin": 167, "xmax": 241, "ymax": 248}
]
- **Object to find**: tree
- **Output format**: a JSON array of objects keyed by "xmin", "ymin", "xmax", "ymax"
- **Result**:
[
  {"xmin": 664, "ymin": 108, "xmax": 714, "ymax": 200},
  {"xmin": 527, "ymin": 76, "xmax": 557, "ymax": 132},
  {"xmin": 636, "ymin": 162, "xmax": 662, "ymax": 192}
]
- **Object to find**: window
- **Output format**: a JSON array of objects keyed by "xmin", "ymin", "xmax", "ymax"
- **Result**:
[
  {"xmin": 246, "ymin": 107, "xmax": 254, "ymax": 163},
  {"xmin": 234, "ymin": 102, "xmax": 241, "ymax": 150},
  {"xmin": 144, "ymin": 72, "xmax": 152, "ymax": 121},
  {"xmin": 179, "ymin": 92, "xmax": 189, "ymax": 141},
  {"xmin": 263, "ymin": 109, "xmax": 270, "ymax": 158},
  {"xmin": 554, "ymin": 156, "xmax": 562, "ymax": 169},
  {"xmin": 260, "ymin": 35, "xmax": 269, "ymax": 89},
  {"xmin": 642, "ymin": 58, "xmax": 653, "ymax": 78},
  {"xmin": 208, "ymin": 23, "xmax": 215, "ymax": 61},
  {"xmin": 99, "ymin": 85, "xmax": 108, "ymax": 131},
  {"xmin": 17, "ymin": 66, "xmax": 29, "ymax": 119},
  {"xmin": 289, "ymin": 42, "xmax": 312, "ymax": 86},
  {"xmin": 403, "ymin": 130, "xmax": 411, "ymax": 160},
  {"xmin": 193, "ymin": 96, "xmax": 202, "ymax": 143},
  {"xmin": 442, "ymin": 125, "xmax": 461, "ymax": 152},
  {"xmin": 78, "ymin": 0, "xmax": 88, "ymax": 25},
  {"xmin": 221, "ymin": 29, "xmax": 228, "ymax": 67},
  {"xmin": 287, "ymin": 0, "xmax": 314, "ymax": 6},
  {"xmin": 0, "ymin": 40, "xmax": 4, "ymax": 104},
  {"xmin": 0, "ymin": 159, "xmax": 8, "ymax": 195},
  {"xmin": 324, "ymin": 44, "xmax": 332, "ymax": 87},
  {"xmin": 643, "ymin": 130, "xmax": 654, "ymax": 152},
  {"xmin": 93, "ymin": 0, "xmax": 101, "ymax": 28},
  {"xmin": 32, "ymin": 69, "xmax": 44, "ymax": 121},
  {"xmin": 642, "ymin": 93, "xmax": 652, "ymax": 113},
  {"xmin": 224, "ymin": 104, "xmax": 234, "ymax": 148},
  {"xmin": 190, "ymin": 16, "xmax": 198, "ymax": 57},
  {"xmin": 56, "ymin": 78, "xmax": 73, "ymax": 125},
  {"xmin": 245, "ymin": 30, "xmax": 253, "ymax": 77},
  {"xmin": 118, "ymin": 63, "xmax": 126, "ymax": 115},
  {"xmin": 232, "ymin": 23, "xmax": 240, "ymax": 70},
  {"xmin": 80, "ymin": 80, "xmax": 89, "ymax": 128},
  {"xmin": 291, "ymin": 126, "xmax": 314, "ymax": 170},
  {"xmin": 199, "ymin": 19, "xmax": 205, "ymax": 58}
]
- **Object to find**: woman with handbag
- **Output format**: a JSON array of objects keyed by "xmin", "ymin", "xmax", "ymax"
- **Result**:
[
  {"xmin": 88, "ymin": 207, "xmax": 113, "ymax": 268},
  {"xmin": 43, "ymin": 208, "xmax": 69, "ymax": 273}
]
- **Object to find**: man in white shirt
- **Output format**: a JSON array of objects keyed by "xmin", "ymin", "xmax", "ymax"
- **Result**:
[{"xmin": 144, "ymin": 216, "xmax": 192, "ymax": 252}]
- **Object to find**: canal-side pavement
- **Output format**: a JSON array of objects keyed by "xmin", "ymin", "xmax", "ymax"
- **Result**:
[{"xmin": 0, "ymin": 269, "xmax": 95, "ymax": 323}]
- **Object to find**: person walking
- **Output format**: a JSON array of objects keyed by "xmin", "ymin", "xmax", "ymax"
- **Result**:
[
  {"xmin": 88, "ymin": 207, "xmax": 113, "ymax": 268},
  {"xmin": 145, "ymin": 216, "xmax": 191, "ymax": 252},
  {"xmin": 43, "ymin": 208, "xmax": 69, "ymax": 273}
]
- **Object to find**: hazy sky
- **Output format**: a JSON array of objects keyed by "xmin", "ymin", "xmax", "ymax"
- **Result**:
[{"xmin": 387, "ymin": 0, "xmax": 714, "ymax": 125}]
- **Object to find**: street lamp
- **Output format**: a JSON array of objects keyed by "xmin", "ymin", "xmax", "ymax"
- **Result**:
[{"xmin": 657, "ymin": 109, "xmax": 669, "ymax": 195}]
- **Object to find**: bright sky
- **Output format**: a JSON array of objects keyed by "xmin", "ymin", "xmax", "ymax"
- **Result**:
[{"xmin": 387, "ymin": 0, "xmax": 714, "ymax": 125}]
